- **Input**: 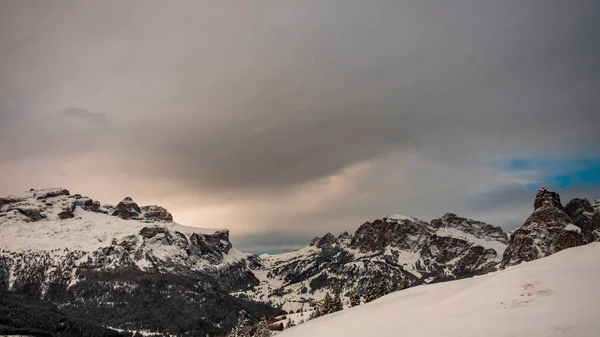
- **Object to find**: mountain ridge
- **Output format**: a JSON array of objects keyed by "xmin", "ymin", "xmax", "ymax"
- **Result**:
[{"xmin": 2, "ymin": 186, "xmax": 599, "ymax": 335}]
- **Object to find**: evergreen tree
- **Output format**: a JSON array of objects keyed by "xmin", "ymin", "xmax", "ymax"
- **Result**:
[
  {"xmin": 364, "ymin": 279, "xmax": 379, "ymax": 303},
  {"xmin": 378, "ymin": 278, "xmax": 390, "ymax": 298},
  {"xmin": 332, "ymin": 290, "xmax": 343, "ymax": 312},
  {"xmin": 349, "ymin": 288, "xmax": 361, "ymax": 307},
  {"xmin": 229, "ymin": 312, "xmax": 251, "ymax": 337},
  {"xmin": 322, "ymin": 292, "xmax": 334, "ymax": 315},
  {"xmin": 399, "ymin": 278, "xmax": 410, "ymax": 290},
  {"xmin": 254, "ymin": 317, "xmax": 271, "ymax": 337}
]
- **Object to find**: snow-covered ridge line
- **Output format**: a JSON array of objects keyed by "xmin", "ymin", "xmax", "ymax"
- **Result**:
[{"xmin": 0, "ymin": 187, "xmax": 224, "ymax": 252}]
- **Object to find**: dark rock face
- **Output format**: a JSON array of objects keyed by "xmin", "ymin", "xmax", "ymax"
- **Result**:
[
  {"xmin": 33, "ymin": 188, "xmax": 70, "ymax": 200},
  {"xmin": 310, "ymin": 233, "xmax": 338, "ymax": 248},
  {"xmin": 501, "ymin": 188, "xmax": 596, "ymax": 268},
  {"xmin": 534, "ymin": 187, "xmax": 563, "ymax": 211},
  {"xmin": 565, "ymin": 198, "xmax": 600, "ymax": 243},
  {"xmin": 430, "ymin": 213, "xmax": 508, "ymax": 244},
  {"xmin": 111, "ymin": 197, "xmax": 142, "ymax": 220},
  {"xmin": 350, "ymin": 217, "xmax": 431, "ymax": 252},
  {"xmin": 58, "ymin": 210, "xmax": 75, "ymax": 219},
  {"xmin": 15, "ymin": 208, "xmax": 46, "ymax": 221},
  {"xmin": 0, "ymin": 197, "xmax": 25, "ymax": 210},
  {"xmin": 141, "ymin": 205, "xmax": 173, "ymax": 222}
]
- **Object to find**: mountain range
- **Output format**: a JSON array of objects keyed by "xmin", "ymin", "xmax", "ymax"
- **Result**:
[{"xmin": 1, "ymin": 186, "xmax": 598, "ymax": 336}]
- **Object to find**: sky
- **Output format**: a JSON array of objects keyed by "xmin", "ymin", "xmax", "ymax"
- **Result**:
[{"xmin": 1, "ymin": 1, "xmax": 599, "ymax": 254}]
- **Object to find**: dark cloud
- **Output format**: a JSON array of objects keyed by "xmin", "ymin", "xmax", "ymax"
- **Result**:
[{"xmin": 1, "ymin": 1, "xmax": 600, "ymax": 252}]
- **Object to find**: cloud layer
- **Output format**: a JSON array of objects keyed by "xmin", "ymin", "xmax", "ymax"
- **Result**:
[{"xmin": 1, "ymin": 1, "xmax": 599, "ymax": 252}]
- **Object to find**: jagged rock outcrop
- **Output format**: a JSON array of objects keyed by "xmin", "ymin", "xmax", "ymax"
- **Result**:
[
  {"xmin": 309, "ymin": 233, "xmax": 338, "ymax": 248},
  {"xmin": 141, "ymin": 205, "xmax": 173, "ymax": 222},
  {"xmin": 501, "ymin": 187, "xmax": 599, "ymax": 268},
  {"xmin": 111, "ymin": 197, "xmax": 142, "ymax": 219}
]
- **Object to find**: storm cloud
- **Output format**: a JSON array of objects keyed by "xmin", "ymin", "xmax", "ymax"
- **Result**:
[{"xmin": 1, "ymin": 1, "xmax": 599, "ymax": 252}]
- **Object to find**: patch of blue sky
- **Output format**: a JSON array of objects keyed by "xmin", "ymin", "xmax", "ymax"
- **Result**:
[{"xmin": 494, "ymin": 156, "xmax": 600, "ymax": 190}]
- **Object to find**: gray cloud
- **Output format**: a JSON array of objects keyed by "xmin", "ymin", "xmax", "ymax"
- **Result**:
[
  {"xmin": 1, "ymin": 1, "xmax": 600, "ymax": 252},
  {"xmin": 59, "ymin": 108, "xmax": 110, "ymax": 127}
]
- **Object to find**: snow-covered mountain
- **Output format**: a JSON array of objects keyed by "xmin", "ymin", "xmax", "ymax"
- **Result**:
[
  {"xmin": 2, "ymin": 186, "xmax": 599, "ymax": 336},
  {"xmin": 278, "ymin": 242, "xmax": 600, "ymax": 337},
  {"xmin": 237, "ymin": 212, "xmax": 509, "ymax": 312},
  {"xmin": 0, "ymin": 188, "xmax": 281, "ymax": 336}
]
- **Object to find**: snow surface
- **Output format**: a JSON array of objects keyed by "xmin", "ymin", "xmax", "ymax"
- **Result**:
[
  {"xmin": 280, "ymin": 243, "xmax": 600, "ymax": 337},
  {"xmin": 386, "ymin": 214, "xmax": 416, "ymax": 222},
  {"xmin": 0, "ymin": 203, "xmax": 218, "ymax": 253},
  {"xmin": 564, "ymin": 224, "xmax": 582, "ymax": 233},
  {"xmin": 0, "ymin": 210, "xmax": 216, "ymax": 253}
]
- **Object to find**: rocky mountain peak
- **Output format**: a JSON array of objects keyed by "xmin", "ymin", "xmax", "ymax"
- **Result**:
[
  {"xmin": 350, "ymin": 216, "xmax": 430, "ymax": 252},
  {"xmin": 534, "ymin": 186, "xmax": 563, "ymax": 211},
  {"xmin": 309, "ymin": 232, "xmax": 338, "ymax": 248},
  {"xmin": 501, "ymin": 188, "xmax": 596, "ymax": 268}
]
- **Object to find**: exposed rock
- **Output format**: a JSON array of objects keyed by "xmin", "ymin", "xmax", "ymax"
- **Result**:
[
  {"xmin": 350, "ymin": 216, "xmax": 431, "ymax": 252},
  {"xmin": 534, "ymin": 186, "xmax": 563, "ymax": 210},
  {"xmin": 430, "ymin": 213, "xmax": 508, "ymax": 244},
  {"xmin": 309, "ymin": 233, "xmax": 337, "ymax": 248},
  {"xmin": 337, "ymin": 231, "xmax": 352, "ymax": 241},
  {"xmin": 32, "ymin": 188, "xmax": 70, "ymax": 200},
  {"xmin": 141, "ymin": 205, "xmax": 173, "ymax": 222},
  {"xmin": 111, "ymin": 197, "xmax": 141, "ymax": 220},
  {"xmin": 0, "ymin": 196, "xmax": 25, "ymax": 210},
  {"xmin": 58, "ymin": 210, "xmax": 75, "ymax": 219},
  {"xmin": 501, "ymin": 188, "xmax": 586, "ymax": 268},
  {"xmin": 565, "ymin": 198, "xmax": 600, "ymax": 243}
]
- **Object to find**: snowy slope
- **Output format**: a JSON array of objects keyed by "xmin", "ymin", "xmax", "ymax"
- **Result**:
[{"xmin": 280, "ymin": 243, "xmax": 600, "ymax": 337}]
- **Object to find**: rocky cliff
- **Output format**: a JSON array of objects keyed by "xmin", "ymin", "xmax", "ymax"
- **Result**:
[{"xmin": 501, "ymin": 187, "xmax": 600, "ymax": 268}]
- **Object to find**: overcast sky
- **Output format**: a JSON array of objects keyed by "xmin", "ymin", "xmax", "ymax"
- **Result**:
[{"xmin": 1, "ymin": 1, "xmax": 599, "ymax": 253}]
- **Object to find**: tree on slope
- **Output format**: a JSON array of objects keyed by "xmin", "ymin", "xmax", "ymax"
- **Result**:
[
  {"xmin": 349, "ymin": 288, "xmax": 361, "ymax": 307},
  {"xmin": 364, "ymin": 278, "xmax": 380, "ymax": 303},
  {"xmin": 310, "ymin": 291, "xmax": 335, "ymax": 319},
  {"xmin": 229, "ymin": 312, "xmax": 251, "ymax": 337},
  {"xmin": 378, "ymin": 278, "xmax": 390, "ymax": 298},
  {"xmin": 332, "ymin": 289, "xmax": 344, "ymax": 312},
  {"xmin": 254, "ymin": 317, "xmax": 271, "ymax": 337}
]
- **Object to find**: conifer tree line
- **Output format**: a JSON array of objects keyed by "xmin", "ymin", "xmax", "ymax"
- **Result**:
[
  {"xmin": 228, "ymin": 313, "xmax": 272, "ymax": 337},
  {"xmin": 228, "ymin": 276, "xmax": 411, "ymax": 336},
  {"xmin": 310, "ymin": 289, "xmax": 344, "ymax": 319}
]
